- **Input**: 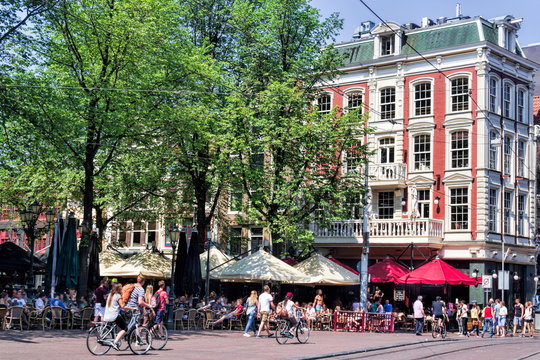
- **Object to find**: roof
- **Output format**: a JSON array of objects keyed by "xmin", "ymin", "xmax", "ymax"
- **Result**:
[
  {"xmin": 522, "ymin": 44, "xmax": 540, "ymax": 96},
  {"xmin": 402, "ymin": 22, "xmax": 479, "ymax": 55}
]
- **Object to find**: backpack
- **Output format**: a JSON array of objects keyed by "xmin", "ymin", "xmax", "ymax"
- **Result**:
[
  {"xmin": 151, "ymin": 291, "xmax": 162, "ymax": 310},
  {"xmin": 122, "ymin": 283, "xmax": 136, "ymax": 303}
]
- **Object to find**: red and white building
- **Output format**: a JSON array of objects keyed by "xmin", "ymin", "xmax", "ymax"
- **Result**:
[{"xmin": 312, "ymin": 13, "xmax": 538, "ymax": 302}]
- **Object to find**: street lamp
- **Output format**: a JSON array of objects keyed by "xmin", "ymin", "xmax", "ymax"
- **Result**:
[
  {"xmin": 19, "ymin": 203, "xmax": 56, "ymax": 290},
  {"xmin": 167, "ymin": 225, "xmax": 180, "ymax": 328},
  {"xmin": 472, "ymin": 269, "xmax": 480, "ymax": 278}
]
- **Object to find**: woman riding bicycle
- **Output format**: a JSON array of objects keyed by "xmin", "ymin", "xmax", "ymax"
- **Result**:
[
  {"xmin": 282, "ymin": 292, "xmax": 303, "ymax": 332},
  {"xmin": 104, "ymin": 283, "xmax": 137, "ymax": 351}
]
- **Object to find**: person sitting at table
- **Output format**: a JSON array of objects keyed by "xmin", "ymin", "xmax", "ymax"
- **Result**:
[
  {"xmin": 50, "ymin": 293, "xmax": 67, "ymax": 309},
  {"xmin": 174, "ymin": 295, "xmax": 189, "ymax": 310},
  {"xmin": 35, "ymin": 293, "xmax": 47, "ymax": 311},
  {"xmin": 0, "ymin": 292, "xmax": 9, "ymax": 307},
  {"xmin": 78, "ymin": 296, "xmax": 89, "ymax": 309},
  {"xmin": 209, "ymin": 299, "xmax": 244, "ymax": 326},
  {"xmin": 13, "ymin": 290, "xmax": 27, "ymax": 307}
]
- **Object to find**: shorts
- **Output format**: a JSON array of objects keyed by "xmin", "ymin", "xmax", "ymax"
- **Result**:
[
  {"xmin": 434, "ymin": 314, "xmax": 445, "ymax": 321},
  {"xmin": 525, "ymin": 318, "xmax": 533, "ymax": 323},
  {"xmin": 155, "ymin": 310, "xmax": 165, "ymax": 323},
  {"xmin": 315, "ymin": 305, "xmax": 322, "ymax": 312},
  {"xmin": 498, "ymin": 316, "xmax": 506, "ymax": 326},
  {"xmin": 94, "ymin": 304, "xmax": 105, "ymax": 318},
  {"xmin": 514, "ymin": 316, "xmax": 523, "ymax": 327},
  {"xmin": 224, "ymin": 313, "xmax": 236, "ymax": 320},
  {"xmin": 115, "ymin": 314, "xmax": 127, "ymax": 331},
  {"xmin": 260, "ymin": 311, "xmax": 269, "ymax": 323}
]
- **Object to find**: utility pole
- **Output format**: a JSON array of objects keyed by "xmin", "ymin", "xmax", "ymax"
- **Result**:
[{"xmin": 360, "ymin": 159, "xmax": 370, "ymax": 312}]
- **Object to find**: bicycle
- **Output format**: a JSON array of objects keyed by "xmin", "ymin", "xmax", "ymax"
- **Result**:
[
  {"xmin": 146, "ymin": 316, "xmax": 168, "ymax": 350},
  {"xmin": 431, "ymin": 317, "xmax": 447, "ymax": 339},
  {"xmin": 275, "ymin": 312, "xmax": 310, "ymax": 344},
  {"xmin": 86, "ymin": 311, "xmax": 152, "ymax": 355}
]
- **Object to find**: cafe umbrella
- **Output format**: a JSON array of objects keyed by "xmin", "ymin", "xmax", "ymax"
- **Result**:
[
  {"xmin": 87, "ymin": 233, "xmax": 101, "ymax": 291},
  {"xmin": 55, "ymin": 216, "xmax": 79, "ymax": 289},
  {"xmin": 173, "ymin": 229, "xmax": 188, "ymax": 297},
  {"xmin": 45, "ymin": 215, "xmax": 63, "ymax": 295},
  {"xmin": 183, "ymin": 229, "xmax": 202, "ymax": 297}
]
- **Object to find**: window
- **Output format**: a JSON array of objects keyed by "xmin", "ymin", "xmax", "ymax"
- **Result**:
[
  {"xmin": 381, "ymin": 35, "xmax": 394, "ymax": 55},
  {"xmin": 489, "ymin": 77, "xmax": 498, "ymax": 113},
  {"xmin": 489, "ymin": 189, "xmax": 497, "ymax": 232},
  {"xmin": 503, "ymin": 192, "xmax": 512, "ymax": 233},
  {"xmin": 378, "ymin": 192, "xmax": 394, "ymax": 219},
  {"xmin": 451, "ymin": 77, "xmax": 469, "ymax": 111},
  {"xmin": 228, "ymin": 181, "xmax": 243, "ymax": 213},
  {"xmin": 417, "ymin": 190, "xmax": 430, "ymax": 218},
  {"xmin": 413, "ymin": 135, "xmax": 431, "ymax": 170},
  {"xmin": 317, "ymin": 94, "xmax": 331, "ymax": 114},
  {"xmin": 451, "ymin": 131, "xmax": 469, "ymax": 168},
  {"xmin": 489, "ymin": 132, "xmax": 498, "ymax": 170},
  {"xmin": 503, "ymin": 83, "xmax": 512, "ymax": 118},
  {"xmin": 517, "ymin": 195, "xmax": 525, "ymax": 236},
  {"xmin": 250, "ymin": 228, "xmax": 263, "ymax": 254},
  {"xmin": 450, "ymin": 188, "xmax": 468, "ymax": 230},
  {"xmin": 347, "ymin": 92, "xmax": 363, "ymax": 113},
  {"xmin": 345, "ymin": 142, "xmax": 363, "ymax": 173},
  {"xmin": 380, "ymin": 88, "xmax": 396, "ymax": 120},
  {"xmin": 228, "ymin": 227, "xmax": 243, "ymax": 256},
  {"xmin": 503, "ymin": 136, "xmax": 512, "ymax": 175},
  {"xmin": 379, "ymin": 138, "xmax": 395, "ymax": 164},
  {"xmin": 518, "ymin": 140, "xmax": 525, "ymax": 178},
  {"xmin": 414, "ymin": 83, "xmax": 432, "ymax": 116},
  {"xmin": 517, "ymin": 89, "xmax": 525, "ymax": 122},
  {"xmin": 345, "ymin": 193, "xmax": 363, "ymax": 220}
]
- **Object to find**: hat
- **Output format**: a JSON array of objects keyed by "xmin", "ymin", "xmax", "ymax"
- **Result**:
[
  {"xmin": 286, "ymin": 292, "xmax": 294, "ymax": 298},
  {"xmin": 111, "ymin": 278, "xmax": 118, "ymax": 283}
]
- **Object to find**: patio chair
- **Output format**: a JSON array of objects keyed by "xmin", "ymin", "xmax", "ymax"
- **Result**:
[
  {"xmin": 50, "ymin": 306, "xmax": 70, "ymax": 330},
  {"xmin": 71, "ymin": 307, "xmax": 93, "ymax": 330},
  {"xmin": 228, "ymin": 312, "xmax": 244, "ymax": 331},
  {"xmin": 0, "ymin": 307, "xmax": 8, "ymax": 330},
  {"xmin": 173, "ymin": 309, "xmax": 185, "ymax": 330},
  {"xmin": 183, "ymin": 309, "xmax": 198, "ymax": 330},
  {"xmin": 4, "ymin": 306, "xmax": 25, "ymax": 330},
  {"xmin": 29, "ymin": 307, "xmax": 50, "ymax": 330}
]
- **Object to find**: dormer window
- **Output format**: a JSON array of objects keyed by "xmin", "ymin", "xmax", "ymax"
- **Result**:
[{"xmin": 381, "ymin": 35, "xmax": 394, "ymax": 56}]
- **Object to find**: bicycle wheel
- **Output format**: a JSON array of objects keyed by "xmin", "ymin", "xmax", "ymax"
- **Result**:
[
  {"xmin": 150, "ymin": 325, "xmax": 168, "ymax": 350},
  {"xmin": 296, "ymin": 321, "xmax": 310, "ymax": 344},
  {"xmin": 111, "ymin": 327, "xmax": 129, "ymax": 351},
  {"xmin": 128, "ymin": 327, "xmax": 152, "ymax": 355},
  {"xmin": 275, "ymin": 322, "xmax": 290, "ymax": 344},
  {"xmin": 441, "ymin": 324, "xmax": 447, "ymax": 339},
  {"xmin": 86, "ymin": 326, "xmax": 112, "ymax": 356},
  {"xmin": 431, "ymin": 323, "xmax": 438, "ymax": 339}
]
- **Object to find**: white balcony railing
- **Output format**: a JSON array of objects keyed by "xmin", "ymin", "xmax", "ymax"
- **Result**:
[
  {"xmin": 311, "ymin": 219, "xmax": 444, "ymax": 239},
  {"xmin": 369, "ymin": 163, "xmax": 406, "ymax": 182}
]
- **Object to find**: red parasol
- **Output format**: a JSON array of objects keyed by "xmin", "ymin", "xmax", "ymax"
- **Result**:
[
  {"xmin": 368, "ymin": 258, "xmax": 409, "ymax": 283},
  {"xmin": 397, "ymin": 258, "xmax": 479, "ymax": 285}
]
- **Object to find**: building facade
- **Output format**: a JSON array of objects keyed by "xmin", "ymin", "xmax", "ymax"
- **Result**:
[{"xmin": 312, "ymin": 13, "xmax": 538, "ymax": 303}]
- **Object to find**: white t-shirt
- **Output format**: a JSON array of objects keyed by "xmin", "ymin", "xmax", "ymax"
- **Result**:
[
  {"xmin": 284, "ymin": 300, "xmax": 295, "ymax": 316},
  {"xmin": 499, "ymin": 306, "xmax": 508, "ymax": 317},
  {"xmin": 413, "ymin": 300, "xmax": 424, "ymax": 318},
  {"xmin": 35, "ymin": 298, "xmax": 45, "ymax": 309},
  {"xmin": 258, "ymin": 292, "xmax": 273, "ymax": 312},
  {"xmin": 461, "ymin": 304, "xmax": 469, "ymax": 318},
  {"xmin": 307, "ymin": 307, "xmax": 316, "ymax": 317},
  {"xmin": 104, "ymin": 294, "xmax": 122, "ymax": 322}
]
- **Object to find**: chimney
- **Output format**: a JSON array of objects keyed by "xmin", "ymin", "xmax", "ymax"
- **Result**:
[
  {"xmin": 437, "ymin": 17, "xmax": 447, "ymax": 25},
  {"xmin": 421, "ymin": 17, "xmax": 435, "ymax": 28},
  {"xmin": 456, "ymin": 3, "xmax": 462, "ymax": 18}
]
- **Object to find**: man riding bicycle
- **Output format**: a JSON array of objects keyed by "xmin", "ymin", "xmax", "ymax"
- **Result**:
[{"xmin": 432, "ymin": 296, "xmax": 447, "ymax": 331}]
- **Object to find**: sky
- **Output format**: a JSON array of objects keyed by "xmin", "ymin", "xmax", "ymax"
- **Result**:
[{"xmin": 310, "ymin": 0, "xmax": 540, "ymax": 47}]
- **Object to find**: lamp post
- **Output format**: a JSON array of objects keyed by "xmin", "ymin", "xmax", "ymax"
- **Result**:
[
  {"xmin": 167, "ymin": 225, "xmax": 180, "ymax": 327},
  {"xmin": 19, "ymin": 202, "xmax": 55, "ymax": 290}
]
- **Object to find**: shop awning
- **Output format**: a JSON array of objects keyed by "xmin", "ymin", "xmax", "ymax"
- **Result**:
[
  {"xmin": 217, "ymin": 249, "xmax": 311, "ymax": 283},
  {"xmin": 101, "ymin": 250, "xmax": 171, "ymax": 279},
  {"xmin": 396, "ymin": 258, "xmax": 479, "ymax": 285},
  {"xmin": 368, "ymin": 258, "xmax": 409, "ymax": 283},
  {"xmin": 295, "ymin": 254, "xmax": 359, "ymax": 285}
]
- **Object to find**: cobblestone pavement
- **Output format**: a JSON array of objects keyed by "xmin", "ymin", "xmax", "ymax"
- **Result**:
[{"xmin": 0, "ymin": 329, "xmax": 538, "ymax": 360}]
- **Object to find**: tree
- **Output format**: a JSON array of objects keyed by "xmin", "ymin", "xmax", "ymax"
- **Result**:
[
  {"xmin": 0, "ymin": 0, "xmax": 213, "ymax": 295},
  {"xmin": 226, "ymin": 0, "xmax": 369, "ymax": 254}
]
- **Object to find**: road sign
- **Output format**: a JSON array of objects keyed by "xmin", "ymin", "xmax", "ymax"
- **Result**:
[{"xmin": 482, "ymin": 275, "xmax": 492, "ymax": 289}]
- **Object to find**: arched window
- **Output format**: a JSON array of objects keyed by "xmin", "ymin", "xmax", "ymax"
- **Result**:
[
  {"xmin": 414, "ymin": 82, "xmax": 432, "ymax": 116},
  {"xmin": 346, "ymin": 92, "xmax": 363, "ymax": 113}
]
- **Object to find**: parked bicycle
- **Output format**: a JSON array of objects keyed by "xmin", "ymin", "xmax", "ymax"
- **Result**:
[
  {"xmin": 86, "ymin": 310, "xmax": 152, "ymax": 355},
  {"xmin": 275, "ymin": 311, "xmax": 310, "ymax": 344}
]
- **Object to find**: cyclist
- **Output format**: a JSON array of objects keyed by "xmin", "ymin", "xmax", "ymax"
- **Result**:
[
  {"xmin": 432, "ymin": 296, "xmax": 446, "ymax": 335},
  {"xmin": 103, "ymin": 283, "xmax": 137, "ymax": 350},
  {"xmin": 282, "ymin": 292, "xmax": 303, "ymax": 335}
]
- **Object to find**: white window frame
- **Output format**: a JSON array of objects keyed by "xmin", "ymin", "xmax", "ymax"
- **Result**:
[
  {"xmin": 488, "ymin": 188, "xmax": 497, "ymax": 232},
  {"xmin": 228, "ymin": 183, "xmax": 244, "ymax": 214},
  {"xmin": 416, "ymin": 189, "xmax": 431, "ymax": 219},
  {"xmin": 450, "ymin": 130, "xmax": 469, "ymax": 169},
  {"xmin": 449, "ymin": 187, "xmax": 469, "ymax": 230},
  {"xmin": 502, "ymin": 81, "xmax": 514, "ymax": 119},
  {"xmin": 516, "ymin": 87, "xmax": 527, "ymax": 123},
  {"xmin": 517, "ymin": 194, "xmax": 526, "ymax": 237},
  {"xmin": 503, "ymin": 135, "xmax": 512, "ymax": 175},
  {"xmin": 380, "ymin": 87, "xmax": 396, "ymax": 120},
  {"xmin": 249, "ymin": 227, "xmax": 264, "ymax": 254},
  {"xmin": 489, "ymin": 131, "xmax": 498, "ymax": 170},
  {"xmin": 503, "ymin": 191, "xmax": 512, "ymax": 234},
  {"xmin": 344, "ymin": 88, "xmax": 364, "ymax": 114},
  {"xmin": 380, "ymin": 35, "xmax": 395, "ymax": 56},
  {"xmin": 412, "ymin": 134, "xmax": 431, "ymax": 171},
  {"xmin": 412, "ymin": 80, "xmax": 433, "ymax": 116},
  {"xmin": 317, "ymin": 92, "xmax": 333, "ymax": 115},
  {"xmin": 379, "ymin": 137, "xmax": 395, "ymax": 164},
  {"xmin": 517, "ymin": 140, "xmax": 525, "ymax": 178},
  {"xmin": 377, "ymin": 191, "xmax": 395, "ymax": 219},
  {"xmin": 344, "ymin": 141, "xmax": 363, "ymax": 174},
  {"xmin": 448, "ymin": 75, "xmax": 471, "ymax": 113},
  {"xmin": 489, "ymin": 76, "xmax": 499, "ymax": 113}
]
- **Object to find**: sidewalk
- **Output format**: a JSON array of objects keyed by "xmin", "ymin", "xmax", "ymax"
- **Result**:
[{"xmin": 0, "ymin": 329, "xmax": 454, "ymax": 360}]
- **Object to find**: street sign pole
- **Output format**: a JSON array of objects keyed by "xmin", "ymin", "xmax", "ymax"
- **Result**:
[{"xmin": 360, "ymin": 160, "xmax": 370, "ymax": 313}]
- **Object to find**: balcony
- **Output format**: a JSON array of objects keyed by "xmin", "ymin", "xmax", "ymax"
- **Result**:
[
  {"xmin": 368, "ymin": 163, "xmax": 407, "ymax": 188},
  {"xmin": 311, "ymin": 218, "xmax": 444, "ymax": 247}
]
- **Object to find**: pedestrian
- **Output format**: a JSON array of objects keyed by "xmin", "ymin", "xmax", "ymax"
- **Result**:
[
  {"xmin": 493, "ymin": 299, "xmax": 501, "ymax": 334},
  {"xmin": 256, "ymin": 285, "xmax": 275, "ymax": 338},
  {"xmin": 498, "ymin": 301, "xmax": 508, "ymax": 337},
  {"xmin": 141, "ymin": 284, "xmax": 155, "ymax": 327},
  {"xmin": 512, "ymin": 298, "xmax": 525, "ymax": 337},
  {"xmin": 243, "ymin": 290, "xmax": 258, "ymax": 337},
  {"xmin": 376, "ymin": 300, "xmax": 384, "ymax": 313},
  {"xmin": 523, "ymin": 301, "xmax": 534, "ymax": 337},
  {"xmin": 153, "ymin": 280, "xmax": 169, "ymax": 338},
  {"xmin": 373, "ymin": 286, "xmax": 384, "ymax": 302},
  {"xmin": 459, "ymin": 300, "xmax": 469, "ymax": 337},
  {"xmin": 470, "ymin": 302, "xmax": 480, "ymax": 337},
  {"xmin": 93, "ymin": 280, "xmax": 107, "ymax": 322},
  {"xmin": 481, "ymin": 300, "xmax": 494, "ymax": 338},
  {"xmin": 383, "ymin": 299, "xmax": 393, "ymax": 313},
  {"xmin": 313, "ymin": 289, "xmax": 324, "ymax": 314},
  {"xmin": 413, "ymin": 295, "xmax": 425, "ymax": 336}
]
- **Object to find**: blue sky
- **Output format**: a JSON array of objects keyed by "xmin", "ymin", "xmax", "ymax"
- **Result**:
[{"xmin": 311, "ymin": 0, "xmax": 540, "ymax": 47}]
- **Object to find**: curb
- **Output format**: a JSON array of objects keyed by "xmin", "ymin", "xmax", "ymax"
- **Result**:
[{"xmin": 289, "ymin": 337, "xmax": 460, "ymax": 360}]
